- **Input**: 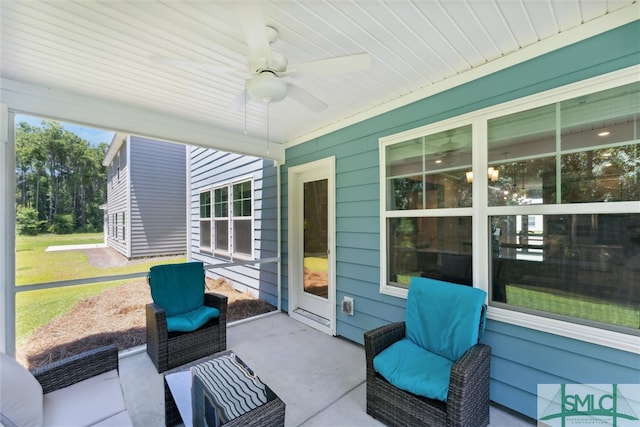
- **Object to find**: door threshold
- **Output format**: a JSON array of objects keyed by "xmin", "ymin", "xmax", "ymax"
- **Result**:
[{"xmin": 293, "ymin": 308, "xmax": 330, "ymax": 327}]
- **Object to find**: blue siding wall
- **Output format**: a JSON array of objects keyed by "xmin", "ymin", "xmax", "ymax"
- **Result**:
[
  {"xmin": 484, "ymin": 321, "xmax": 640, "ymax": 418},
  {"xmin": 190, "ymin": 147, "xmax": 279, "ymax": 307},
  {"xmin": 282, "ymin": 21, "xmax": 640, "ymax": 419}
]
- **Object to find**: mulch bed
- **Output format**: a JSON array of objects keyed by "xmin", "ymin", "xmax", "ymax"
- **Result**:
[{"xmin": 18, "ymin": 277, "xmax": 276, "ymax": 370}]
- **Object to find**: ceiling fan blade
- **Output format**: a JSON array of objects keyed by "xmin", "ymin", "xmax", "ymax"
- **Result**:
[
  {"xmin": 235, "ymin": 3, "xmax": 272, "ymax": 69},
  {"xmin": 288, "ymin": 52, "xmax": 371, "ymax": 78},
  {"xmin": 286, "ymin": 84, "xmax": 327, "ymax": 113}
]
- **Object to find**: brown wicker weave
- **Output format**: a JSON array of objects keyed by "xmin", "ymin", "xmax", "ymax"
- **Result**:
[
  {"xmin": 364, "ymin": 322, "xmax": 491, "ymax": 427},
  {"xmin": 164, "ymin": 351, "xmax": 285, "ymax": 427},
  {"xmin": 146, "ymin": 292, "xmax": 228, "ymax": 373},
  {"xmin": 31, "ymin": 345, "xmax": 119, "ymax": 394}
]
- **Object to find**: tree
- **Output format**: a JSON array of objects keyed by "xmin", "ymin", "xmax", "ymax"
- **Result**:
[{"xmin": 15, "ymin": 119, "xmax": 108, "ymax": 234}]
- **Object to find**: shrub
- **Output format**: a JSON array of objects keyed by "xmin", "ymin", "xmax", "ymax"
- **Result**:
[
  {"xmin": 49, "ymin": 214, "xmax": 74, "ymax": 234},
  {"xmin": 16, "ymin": 206, "xmax": 40, "ymax": 236}
]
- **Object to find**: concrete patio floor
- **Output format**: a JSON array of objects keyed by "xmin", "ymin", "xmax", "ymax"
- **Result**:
[{"xmin": 119, "ymin": 312, "xmax": 535, "ymax": 426}]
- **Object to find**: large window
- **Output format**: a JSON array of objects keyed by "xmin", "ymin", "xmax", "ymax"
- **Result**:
[
  {"xmin": 488, "ymin": 81, "xmax": 640, "ymax": 333},
  {"xmin": 381, "ymin": 74, "xmax": 639, "ymax": 337},
  {"xmin": 382, "ymin": 125, "xmax": 473, "ymax": 293},
  {"xmin": 211, "ymin": 179, "xmax": 253, "ymax": 259}
]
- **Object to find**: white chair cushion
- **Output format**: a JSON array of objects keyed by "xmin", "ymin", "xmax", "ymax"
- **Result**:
[
  {"xmin": 0, "ymin": 352, "xmax": 44, "ymax": 427},
  {"xmin": 43, "ymin": 370, "xmax": 129, "ymax": 427},
  {"xmin": 92, "ymin": 410, "xmax": 133, "ymax": 427}
]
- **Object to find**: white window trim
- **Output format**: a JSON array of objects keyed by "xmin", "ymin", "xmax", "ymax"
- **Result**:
[
  {"xmin": 212, "ymin": 183, "xmax": 230, "ymax": 258},
  {"xmin": 379, "ymin": 65, "xmax": 640, "ymax": 353},
  {"xmin": 198, "ymin": 188, "xmax": 212, "ymax": 253},
  {"xmin": 231, "ymin": 177, "xmax": 255, "ymax": 260}
]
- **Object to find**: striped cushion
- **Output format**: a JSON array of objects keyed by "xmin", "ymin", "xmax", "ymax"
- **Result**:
[{"xmin": 191, "ymin": 353, "xmax": 267, "ymax": 426}]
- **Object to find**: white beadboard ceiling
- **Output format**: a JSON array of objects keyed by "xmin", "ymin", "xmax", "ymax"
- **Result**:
[{"xmin": 1, "ymin": 1, "xmax": 637, "ymax": 155}]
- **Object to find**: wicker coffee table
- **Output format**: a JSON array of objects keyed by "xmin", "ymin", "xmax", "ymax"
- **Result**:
[{"xmin": 164, "ymin": 350, "xmax": 285, "ymax": 427}]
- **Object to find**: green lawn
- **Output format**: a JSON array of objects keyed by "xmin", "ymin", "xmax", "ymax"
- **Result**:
[
  {"xmin": 506, "ymin": 284, "xmax": 640, "ymax": 329},
  {"xmin": 15, "ymin": 233, "xmax": 185, "ymax": 345},
  {"xmin": 304, "ymin": 256, "xmax": 328, "ymax": 272}
]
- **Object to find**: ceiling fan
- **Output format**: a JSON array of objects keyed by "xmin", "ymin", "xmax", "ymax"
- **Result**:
[{"xmin": 151, "ymin": 5, "xmax": 371, "ymax": 113}]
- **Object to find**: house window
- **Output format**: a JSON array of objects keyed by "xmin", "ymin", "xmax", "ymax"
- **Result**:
[
  {"xmin": 199, "ymin": 191, "xmax": 211, "ymax": 253},
  {"xmin": 488, "ymin": 81, "xmax": 640, "ymax": 332},
  {"xmin": 381, "ymin": 74, "xmax": 639, "ymax": 337},
  {"xmin": 121, "ymin": 212, "xmax": 126, "ymax": 241},
  {"xmin": 232, "ymin": 180, "xmax": 253, "ymax": 257},
  {"xmin": 382, "ymin": 125, "xmax": 473, "ymax": 291},
  {"xmin": 212, "ymin": 179, "xmax": 253, "ymax": 258}
]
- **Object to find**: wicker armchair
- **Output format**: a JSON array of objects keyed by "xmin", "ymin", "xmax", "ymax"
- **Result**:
[
  {"xmin": 364, "ymin": 277, "xmax": 491, "ymax": 427},
  {"xmin": 1, "ymin": 345, "xmax": 132, "ymax": 427},
  {"xmin": 146, "ymin": 261, "xmax": 228, "ymax": 373},
  {"xmin": 31, "ymin": 345, "xmax": 120, "ymax": 394}
]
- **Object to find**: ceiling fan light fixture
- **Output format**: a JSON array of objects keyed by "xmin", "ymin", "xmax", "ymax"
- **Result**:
[{"xmin": 246, "ymin": 71, "xmax": 287, "ymax": 103}]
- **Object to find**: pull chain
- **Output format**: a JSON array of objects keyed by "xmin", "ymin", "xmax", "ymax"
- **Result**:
[{"xmin": 266, "ymin": 102, "xmax": 270, "ymax": 155}]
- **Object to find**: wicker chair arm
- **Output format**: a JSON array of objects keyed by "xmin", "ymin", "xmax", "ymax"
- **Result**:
[
  {"xmin": 31, "ymin": 345, "xmax": 119, "ymax": 394},
  {"xmin": 204, "ymin": 292, "xmax": 228, "ymax": 310},
  {"xmin": 364, "ymin": 322, "xmax": 405, "ymax": 369},
  {"xmin": 146, "ymin": 302, "xmax": 167, "ymax": 325},
  {"xmin": 447, "ymin": 343, "xmax": 492, "ymax": 427},
  {"xmin": 205, "ymin": 292, "xmax": 228, "ymax": 332}
]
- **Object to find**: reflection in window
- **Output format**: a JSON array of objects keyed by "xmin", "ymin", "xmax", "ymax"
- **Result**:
[
  {"xmin": 491, "ymin": 214, "xmax": 640, "ymax": 331},
  {"xmin": 388, "ymin": 217, "xmax": 472, "ymax": 287},
  {"xmin": 488, "ymin": 82, "xmax": 639, "ymax": 206},
  {"xmin": 386, "ymin": 125, "xmax": 472, "ymax": 210},
  {"xmin": 562, "ymin": 145, "xmax": 640, "ymax": 203}
]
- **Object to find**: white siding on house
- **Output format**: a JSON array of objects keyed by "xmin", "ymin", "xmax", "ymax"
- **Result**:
[
  {"xmin": 129, "ymin": 136, "xmax": 186, "ymax": 258},
  {"xmin": 189, "ymin": 147, "xmax": 279, "ymax": 307},
  {"xmin": 105, "ymin": 135, "xmax": 186, "ymax": 259},
  {"xmin": 105, "ymin": 138, "xmax": 128, "ymax": 257}
]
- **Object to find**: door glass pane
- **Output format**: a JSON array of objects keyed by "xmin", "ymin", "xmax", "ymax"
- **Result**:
[{"xmin": 303, "ymin": 179, "xmax": 328, "ymax": 298}]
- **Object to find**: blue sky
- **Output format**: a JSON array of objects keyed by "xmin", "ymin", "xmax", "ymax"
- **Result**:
[{"xmin": 16, "ymin": 114, "xmax": 115, "ymax": 147}]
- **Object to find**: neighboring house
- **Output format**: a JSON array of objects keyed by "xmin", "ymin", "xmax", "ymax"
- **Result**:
[
  {"xmin": 187, "ymin": 24, "xmax": 640, "ymax": 421},
  {"xmin": 103, "ymin": 134, "xmax": 186, "ymax": 259},
  {"xmin": 188, "ymin": 147, "xmax": 278, "ymax": 307}
]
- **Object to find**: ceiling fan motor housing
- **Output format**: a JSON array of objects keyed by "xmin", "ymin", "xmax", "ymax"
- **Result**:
[{"xmin": 247, "ymin": 71, "xmax": 287, "ymax": 103}]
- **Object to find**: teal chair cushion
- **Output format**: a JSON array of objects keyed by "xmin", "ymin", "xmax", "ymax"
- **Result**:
[
  {"xmin": 406, "ymin": 277, "xmax": 486, "ymax": 362},
  {"xmin": 149, "ymin": 261, "xmax": 206, "ymax": 318},
  {"xmin": 166, "ymin": 305, "xmax": 220, "ymax": 333},
  {"xmin": 373, "ymin": 338, "xmax": 453, "ymax": 401}
]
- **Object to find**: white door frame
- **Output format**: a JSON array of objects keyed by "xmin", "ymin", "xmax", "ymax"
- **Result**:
[{"xmin": 287, "ymin": 156, "xmax": 336, "ymax": 336}]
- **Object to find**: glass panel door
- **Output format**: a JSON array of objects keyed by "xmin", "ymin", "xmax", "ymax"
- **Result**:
[{"xmin": 303, "ymin": 179, "xmax": 328, "ymax": 298}]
